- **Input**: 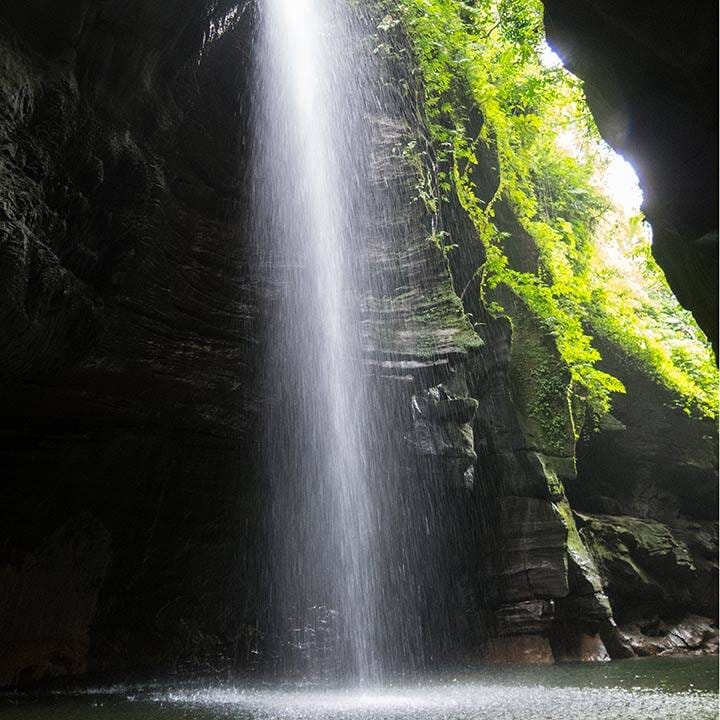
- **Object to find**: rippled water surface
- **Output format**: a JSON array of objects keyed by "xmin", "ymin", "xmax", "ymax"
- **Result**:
[{"xmin": 2, "ymin": 658, "xmax": 717, "ymax": 719}]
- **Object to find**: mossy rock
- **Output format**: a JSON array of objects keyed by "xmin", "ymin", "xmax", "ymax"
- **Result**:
[{"xmin": 504, "ymin": 292, "xmax": 576, "ymax": 458}]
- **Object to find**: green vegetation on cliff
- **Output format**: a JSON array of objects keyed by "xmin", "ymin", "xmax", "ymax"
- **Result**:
[{"xmin": 380, "ymin": 0, "xmax": 717, "ymax": 419}]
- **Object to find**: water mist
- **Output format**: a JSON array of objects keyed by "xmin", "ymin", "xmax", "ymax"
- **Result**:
[{"xmin": 253, "ymin": 0, "xmax": 382, "ymax": 682}]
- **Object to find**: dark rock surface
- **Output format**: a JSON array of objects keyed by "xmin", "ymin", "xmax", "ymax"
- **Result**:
[
  {"xmin": 543, "ymin": 0, "xmax": 719, "ymax": 351},
  {"xmin": 620, "ymin": 615, "xmax": 719, "ymax": 657},
  {"xmin": 578, "ymin": 513, "xmax": 707, "ymax": 619},
  {"xmin": 570, "ymin": 345, "xmax": 718, "ymax": 634},
  {"xmin": 0, "ymin": 515, "xmax": 110, "ymax": 685},
  {"xmin": 573, "ymin": 347, "xmax": 718, "ymax": 525},
  {"xmin": 0, "ymin": 0, "xmax": 260, "ymax": 686}
]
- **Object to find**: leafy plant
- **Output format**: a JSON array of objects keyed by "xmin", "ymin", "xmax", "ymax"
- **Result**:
[{"xmin": 380, "ymin": 0, "xmax": 717, "ymax": 418}]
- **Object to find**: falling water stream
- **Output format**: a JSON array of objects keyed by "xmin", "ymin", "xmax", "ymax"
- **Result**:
[{"xmin": 255, "ymin": 0, "xmax": 381, "ymax": 681}]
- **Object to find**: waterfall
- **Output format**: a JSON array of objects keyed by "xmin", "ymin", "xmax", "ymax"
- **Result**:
[{"xmin": 253, "ymin": 0, "xmax": 381, "ymax": 682}]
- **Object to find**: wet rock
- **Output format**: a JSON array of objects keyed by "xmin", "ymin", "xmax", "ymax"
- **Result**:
[
  {"xmin": 357, "ymin": 100, "xmax": 484, "ymax": 493},
  {"xmin": 0, "ymin": 515, "xmax": 111, "ymax": 687},
  {"xmin": 495, "ymin": 600, "xmax": 555, "ymax": 636},
  {"xmin": 484, "ymin": 635, "xmax": 554, "ymax": 665},
  {"xmin": 493, "ymin": 496, "xmax": 569, "ymax": 601},
  {"xmin": 573, "ymin": 347, "xmax": 718, "ymax": 525},
  {"xmin": 577, "ymin": 512, "xmax": 712, "ymax": 621},
  {"xmin": 552, "ymin": 629, "xmax": 610, "ymax": 663},
  {"xmin": 406, "ymin": 384, "xmax": 478, "ymax": 488},
  {"xmin": 460, "ymin": 300, "xmax": 616, "ymax": 649},
  {"xmin": 620, "ymin": 615, "xmax": 719, "ymax": 657}
]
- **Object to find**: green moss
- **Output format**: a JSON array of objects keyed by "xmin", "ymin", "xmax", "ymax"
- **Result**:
[
  {"xmin": 581, "ymin": 514, "xmax": 696, "ymax": 572},
  {"xmin": 508, "ymin": 300, "xmax": 575, "ymax": 455},
  {"xmin": 555, "ymin": 499, "xmax": 612, "ymax": 615},
  {"xmin": 365, "ymin": 282, "xmax": 483, "ymax": 358},
  {"xmin": 413, "ymin": 285, "xmax": 484, "ymax": 352}
]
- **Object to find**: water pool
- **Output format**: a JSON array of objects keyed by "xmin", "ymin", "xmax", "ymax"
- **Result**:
[{"xmin": 1, "ymin": 657, "xmax": 717, "ymax": 719}]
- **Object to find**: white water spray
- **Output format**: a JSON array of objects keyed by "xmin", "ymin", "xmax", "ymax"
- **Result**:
[{"xmin": 254, "ymin": 0, "xmax": 380, "ymax": 681}]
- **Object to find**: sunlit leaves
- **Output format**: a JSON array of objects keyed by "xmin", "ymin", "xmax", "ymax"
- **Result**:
[{"xmin": 394, "ymin": 0, "xmax": 717, "ymax": 418}]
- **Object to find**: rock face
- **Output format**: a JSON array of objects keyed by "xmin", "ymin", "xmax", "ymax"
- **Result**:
[
  {"xmin": 568, "ymin": 346, "xmax": 718, "ymax": 655},
  {"xmin": 451, "ymin": 287, "xmax": 626, "ymax": 662},
  {"xmin": 0, "ymin": 0, "xmax": 262, "ymax": 685},
  {"xmin": 0, "ymin": 0, "xmax": 716, "ymax": 687},
  {"xmin": 542, "ymin": 0, "xmax": 719, "ymax": 350},
  {"xmin": 0, "ymin": 516, "xmax": 110, "ymax": 685},
  {"xmin": 620, "ymin": 616, "xmax": 719, "ymax": 657}
]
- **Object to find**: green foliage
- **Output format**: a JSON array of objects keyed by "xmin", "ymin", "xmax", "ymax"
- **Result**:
[
  {"xmin": 379, "ymin": 0, "xmax": 717, "ymax": 419},
  {"xmin": 586, "ymin": 214, "xmax": 718, "ymax": 418}
]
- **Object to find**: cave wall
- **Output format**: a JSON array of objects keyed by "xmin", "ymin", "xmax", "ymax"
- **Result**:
[
  {"xmin": 441, "ymin": 165, "xmax": 624, "ymax": 664},
  {"xmin": 570, "ymin": 343, "xmax": 718, "ymax": 654},
  {"xmin": 0, "ymin": 0, "xmax": 262, "ymax": 685}
]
